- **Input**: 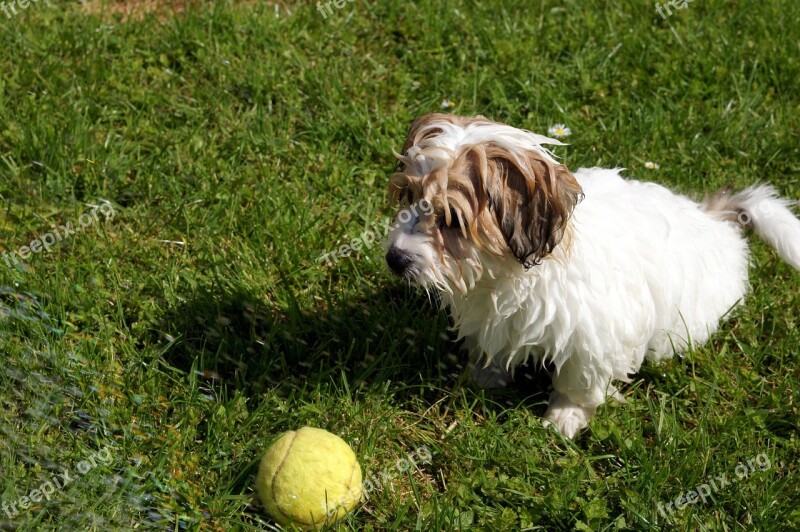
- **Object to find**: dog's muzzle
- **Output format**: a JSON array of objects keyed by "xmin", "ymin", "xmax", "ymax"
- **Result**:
[{"xmin": 385, "ymin": 247, "xmax": 414, "ymax": 276}]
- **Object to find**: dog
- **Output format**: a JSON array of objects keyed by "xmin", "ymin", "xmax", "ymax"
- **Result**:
[{"xmin": 384, "ymin": 113, "xmax": 800, "ymax": 438}]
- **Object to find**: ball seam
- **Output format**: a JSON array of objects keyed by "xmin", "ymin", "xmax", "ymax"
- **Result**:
[{"xmin": 270, "ymin": 430, "xmax": 315, "ymax": 527}]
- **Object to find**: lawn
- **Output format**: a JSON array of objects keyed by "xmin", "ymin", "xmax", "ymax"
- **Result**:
[{"xmin": 1, "ymin": 0, "xmax": 799, "ymax": 529}]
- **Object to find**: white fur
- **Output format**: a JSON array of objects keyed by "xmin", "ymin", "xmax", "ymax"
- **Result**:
[
  {"xmin": 387, "ymin": 120, "xmax": 800, "ymax": 438},
  {"xmin": 401, "ymin": 120, "xmax": 563, "ymax": 176},
  {"xmin": 736, "ymin": 185, "xmax": 800, "ymax": 270}
]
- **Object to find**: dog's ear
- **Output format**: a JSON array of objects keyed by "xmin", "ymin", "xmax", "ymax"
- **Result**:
[{"xmin": 485, "ymin": 146, "xmax": 583, "ymax": 268}]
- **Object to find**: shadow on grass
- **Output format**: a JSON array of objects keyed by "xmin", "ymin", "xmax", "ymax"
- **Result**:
[
  {"xmin": 153, "ymin": 284, "xmax": 453, "ymax": 397},
  {"xmin": 152, "ymin": 283, "xmax": 552, "ymax": 415}
]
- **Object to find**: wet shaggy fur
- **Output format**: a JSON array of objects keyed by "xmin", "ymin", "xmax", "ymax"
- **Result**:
[{"xmin": 385, "ymin": 113, "xmax": 800, "ymax": 438}]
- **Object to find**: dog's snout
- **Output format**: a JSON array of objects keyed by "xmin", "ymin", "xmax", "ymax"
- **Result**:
[{"xmin": 386, "ymin": 247, "xmax": 413, "ymax": 275}]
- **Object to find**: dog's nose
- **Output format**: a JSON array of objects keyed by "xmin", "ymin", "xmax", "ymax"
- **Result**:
[{"xmin": 385, "ymin": 247, "xmax": 413, "ymax": 275}]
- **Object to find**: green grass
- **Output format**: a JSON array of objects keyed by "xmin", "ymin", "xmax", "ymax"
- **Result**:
[{"xmin": 1, "ymin": 0, "xmax": 799, "ymax": 529}]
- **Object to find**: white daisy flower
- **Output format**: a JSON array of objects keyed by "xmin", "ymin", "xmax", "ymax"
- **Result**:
[
  {"xmin": 547, "ymin": 124, "xmax": 571, "ymax": 138},
  {"xmin": 440, "ymin": 99, "xmax": 456, "ymax": 109},
  {"xmin": 644, "ymin": 161, "xmax": 660, "ymax": 170}
]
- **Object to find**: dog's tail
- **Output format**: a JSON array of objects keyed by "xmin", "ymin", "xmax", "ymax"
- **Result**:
[{"xmin": 702, "ymin": 185, "xmax": 800, "ymax": 271}]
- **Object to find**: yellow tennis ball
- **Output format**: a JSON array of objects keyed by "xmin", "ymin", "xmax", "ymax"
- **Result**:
[{"xmin": 255, "ymin": 427, "xmax": 363, "ymax": 529}]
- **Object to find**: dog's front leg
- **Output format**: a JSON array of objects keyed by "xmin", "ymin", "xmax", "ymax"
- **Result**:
[
  {"xmin": 543, "ymin": 356, "xmax": 617, "ymax": 438},
  {"xmin": 542, "ymin": 390, "xmax": 597, "ymax": 438}
]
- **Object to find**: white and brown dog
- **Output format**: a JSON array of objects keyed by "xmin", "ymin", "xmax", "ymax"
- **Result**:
[{"xmin": 385, "ymin": 113, "xmax": 800, "ymax": 438}]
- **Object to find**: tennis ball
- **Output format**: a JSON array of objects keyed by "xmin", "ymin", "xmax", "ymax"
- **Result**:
[{"xmin": 255, "ymin": 427, "xmax": 362, "ymax": 529}]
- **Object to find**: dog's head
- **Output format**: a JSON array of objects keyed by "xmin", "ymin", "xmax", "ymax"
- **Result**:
[{"xmin": 385, "ymin": 113, "xmax": 583, "ymax": 293}]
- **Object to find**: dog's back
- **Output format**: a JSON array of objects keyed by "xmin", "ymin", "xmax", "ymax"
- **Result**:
[{"xmin": 570, "ymin": 168, "xmax": 750, "ymax": 361}]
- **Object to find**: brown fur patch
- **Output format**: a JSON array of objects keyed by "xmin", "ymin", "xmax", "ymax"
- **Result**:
[
  {"xmin": 700, "ymin": 186, "xmax": 743, "ymax": 223},
  {"xmin": 391, "ymin": 114, "xmax": 583, "ymax": 270}
]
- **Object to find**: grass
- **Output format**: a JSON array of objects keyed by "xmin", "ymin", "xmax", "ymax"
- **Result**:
[{"xmin": 1, "ymin": 0, "xmax": 799, "ymax": 529}]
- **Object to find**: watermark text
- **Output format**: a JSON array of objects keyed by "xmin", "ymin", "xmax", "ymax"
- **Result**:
[
  {"xmin": 657, "ymin": 452, "xmax": 772, "ymax": 520},
  {"xmin": 2, "ymin": 201, "xmax": 115, "ymax": 268}
]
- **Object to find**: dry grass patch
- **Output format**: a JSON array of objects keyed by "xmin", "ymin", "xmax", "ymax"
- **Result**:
[{"xmin": 80, "ymin": 0, "xmax": 198, "ymax": 21}]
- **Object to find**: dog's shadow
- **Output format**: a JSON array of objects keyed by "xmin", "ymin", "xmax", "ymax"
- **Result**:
[
  {"xmin": 154, "ymin": 282, "xmax": 797, "ymax": 442},
  {"xmin": 155, "ymin": 284, "xmax": 455, "ymax": 399},
  {"xmin": 153, "ymin": 283, "xmax": 551, "ymax": 414}
]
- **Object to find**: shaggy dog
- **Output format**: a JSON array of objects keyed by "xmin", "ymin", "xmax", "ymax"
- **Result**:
[{"xmin": 385, "ymin": 113, "xmax": 800, "ymax": 437}]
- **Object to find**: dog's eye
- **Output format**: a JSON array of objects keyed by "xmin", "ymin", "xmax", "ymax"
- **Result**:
[{"xmin": 439, "ymin": 208, "xmax": 464, "ymax": 231}]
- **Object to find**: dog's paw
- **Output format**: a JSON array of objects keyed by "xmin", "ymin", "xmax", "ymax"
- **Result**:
[{"xmin": 543, "ymin": 392, "xmax": 594, "ymax": 438}]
